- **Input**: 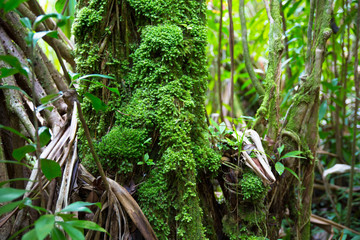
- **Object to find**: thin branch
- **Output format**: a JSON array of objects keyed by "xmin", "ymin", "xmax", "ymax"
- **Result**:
[
  {"xmin": 239, "ymin": 0, "xmax": 265, "ymax": 96},
  {"xmin": 305, "ymin": 0, "xmax": 316, "ymax": 75},
  {"xmin": 227, "ymin": 0, "xmax": 235, "ymax": 120},
  {"xmin": 346, "ymin": 0, "xmax": 360, "ymax": 226},
  {"xmin": 217, "ymin": 0, "xmax": 224, "ymax": 122},
  {"xmin": 263, "ymin": 0, "xmax": 274, "ymax": 24}
]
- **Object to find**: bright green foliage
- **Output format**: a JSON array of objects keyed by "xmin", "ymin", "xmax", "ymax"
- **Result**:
[
  {"xmin": 240, "ymin": 172, "xmax": 266, "ymax": 201},
  {"xmin": 82, "ymin": 127, "xmax": 147, "ymax": 177}
]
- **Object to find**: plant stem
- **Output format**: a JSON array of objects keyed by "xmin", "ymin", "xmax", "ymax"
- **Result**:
[
  {"xmin": 217, "ymin": 0, "xmax": 224, "ymax": 123},
  {"xmin": 227, "ymin": 0, "xmax": 235, "ymax": 120},
  {"xmin": 345, "ymin": 0, "xmax": 360, "ymax": 226},
  {"xmin": 239, "ymin": 0, "xmax": 265, "ymax": 96}
]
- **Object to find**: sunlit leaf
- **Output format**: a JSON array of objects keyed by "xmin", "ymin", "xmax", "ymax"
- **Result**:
[
  {"xmin": 1, "ymin": 0, "xmax": 27, "ymax": 13},
  {"xmin": 275, "ymin": 162, "xmax": 285, "ymax": 175}
]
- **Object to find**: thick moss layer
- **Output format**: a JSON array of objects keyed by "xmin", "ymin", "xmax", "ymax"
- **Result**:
[{"xmin": 74, "ymin": 0, "xmax": 220, "ymax": 239}]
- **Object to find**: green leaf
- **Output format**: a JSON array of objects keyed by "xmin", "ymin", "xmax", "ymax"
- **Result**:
[
  {"xmin": 277, "ymin": 145, "xmax": 284, "ymax": 156},
  {"xmin": 22, "ymin": 228, "xmax": 38, "ymax": 240},
  {"xmin": 0, "ymin": 85, "xmax": 31, "ymax": 100},
  {"xmin": 60, "ymin": 201, "xmax": 101, "ymax": 213},
  {"xmin": 35, "ymin": 215, "xmax": 55, "ymax": 240},
  {"xmin": 0, "ymin": 55, "xmax": 29, "ymax": 77},
  {"xmin": 0, "ymin": 68, "xmax": 18, "ymax": 78},
  {"xmin": 284, "ymin": 167, "xmax": 300, "ymax": 181},
  {"xmin": 32, "ymin": 31, "xmax": 58, "ymax": 47},
  {"xmin": 38, "ymin": 127, "xmax": 51, "ymax": 147},
  {"xmin": 275, "ymin": 162, "xmax": 285, "ymax": 175},
  {"xmin": 66, "ymin": 220, "xmax": 107, "ymax": 233},
  {"xmin": 12, "ymin": 144, "xmax": 36, "ymax": 161},
  {"xmin": 2, "ymin": 0, "xmax": 27, "ymax": 13},
  {"xmin": 20, "ymin": 17, "xmax": 32, "ymax": 30},
  {"xmin": 0, "ymin": 200, "xmax": 23, "ymax": 216},
  {"xmin": 77, "ymin": 74, "xmax": 115, "ymax": 81},
  {"xmin": 33, "ymin": 13, "xmax": 68, "ymax": 29},
  {"xmin": 0, "ymin": 160, "xmax": 32, "ymax": 169},
  {"xmin": 219, "ymin": 122, "xmax": 226, "ymax": 135},
  {"xmin": 23, "ymin": 198, "xmax": 47, "ymax": 213},
  {"xmin": 318, "ymin": 100, "xmax": 327, "ymax": 121},
  {"xmin": 280, "ymin": 151, "xmax": 306, "ymax": 160},
  {"xmin": 84, "ymin": 93, "xmax": 107, "ymax": 113},
  {"xmin": 57, "ymin": 222, "xmax": 84, "ymax": 240},
  {"xmin": 0, "ymin": 188, "xmax": 26, "ymax": 203},
  {"xmin": 40, "ymin": 93, "xmax": 62, "ymax": 104},
  {"xmin": 0, "ymin": 124, "xmax": 30, "ymax": 143},
  {"xmin": 0, "ymin": 178, "xmax": 31, "ymax": 188},
  {"xmin": 40, "ymin": 159, "xmax": 62, "ymax": 181},
  {"xmin": 50, "ymin": 227, "xmax": 66, "ymax": 240},
  {"xmin": 55, "ymin": 0, "xmax": 67, "ymax": 13}
]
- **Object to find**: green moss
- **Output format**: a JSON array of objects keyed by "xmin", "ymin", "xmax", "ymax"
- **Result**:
[
  {"xmin": 82, "ymin": 126, "xmax": 147, "ymax": 179},
  {"xmin": 240, "ymin": 172, "xmax": 266, "ymax": 202},
  {"xmin": 75, "ymin": 0, "xmax": 220, "ymax": 238}
]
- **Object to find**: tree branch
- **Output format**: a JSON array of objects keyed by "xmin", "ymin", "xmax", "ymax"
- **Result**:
[{"xmin": 239, "ymin": 0, "xmax": 265, "ymax": 96}]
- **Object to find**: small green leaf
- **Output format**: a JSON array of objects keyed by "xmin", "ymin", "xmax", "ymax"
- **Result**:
[
  {"xmin": 60, "ymin": 201, "xmax": 101, "ymax": 213},
  {"xmin": 77, "ymin": 74, "xmax": 115, "ymax": 81},
  {"xmin": 50, "ymin": 227, "xmax": 66, "ymax": 240},
  {"xmin": 277, "ymin": 145, "xmax": 284, "ymax": 156},
  {"xmin": 38, "ymin": 127, "xmax": 51, "ymax": 147},
  {"xmin": 35, "ymin": 215, "xmax": 55, "ymax": 240},
  {"xmin": 33, "ymin": 13, "xmax": 66, "ymax": 29},
  {"xmin": 20, "ymin": 17, "xmax": 32, "ymax": 30},
  {"xmin": 66, "ymin": 220, "xmax": 107, "ymax": 233},
  {"xmin": 40, "ymin": 93, "xmax": 62, "ymax": 104},
  {"xmin": 0, "ymin": 55, "xmax": 29, "ymax": 77},
  {"xmin": 0, "ymin": 178, "xmax": 31, "ymax": 188},
  {"xmin": 55, "ymin": 0, "xmax": 67, "ymax": 13},
  {"xmin": 284, "ymin": 167, "xmax": 300, "ymax": 181},
  {"xmin": 22, "ymin": 228, "xmax": 38, "ymax": 240},
  {"xmin": 0, "ymin": 85, "xmax": 31, "ymax": 100},
  {"xmin": 219, "ymin": 122, "xmax": 226, "ymax": 134},
  {"xmin": 0, "ymin": 68, "xmax": 18, "ymax": 78},
  {"xmin": 84, "ymin": 93, "xmax": 107, "ymax": 113},
  {"xmin": 275, "ymin": 162, "xmax": 285, "ymax": 175},
  {"xmin": 0, "ymin": 124, "xmax": 30, "ymax": 143},
  {"xmin": 57, "ymin": 222, "xmax": 85, "ymax": 240},
  {"xmin": 41, "ymin": 159, "xmax": 61, "ymax": 181},
  {"xmin": 0, "ymin": 200, "xmax": 23, "ymax": 216},
  {"xmin": 32, "ymin": 31, "xmax": 58, "ymax": 47},
  {"xmin": 280, "ymin": 151, "xmax": 306, "ymax": 160},
  {"xmin": 23, "ymin": 198, "xmax": 47, "ymax": 213},
  {"xmin": 12, "ymin": 144, "xmax": 36, "ymax": 161},
  {"xmin": 318, "ymin": 100, "xmax": 327, "ymax": 121},
  {"xmin": 144, "ymin": 153, "xmax": 149, "ymax": 161},
  {"xmin": 2, "ymin": 0, "xmax": 27, "ymax": 13},
  {"xmin": 0, "ymin": 188, "xmax": 27, "ymax": 203}
]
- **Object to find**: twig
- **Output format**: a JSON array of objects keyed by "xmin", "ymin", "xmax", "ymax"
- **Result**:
[
  {"xmin": 217, "ymin": 0, "xmax": 225, "ymax": 122},
  {"xmin": 227, "ymin": 0, "xmax": 235, "ymax": 120},
  {"xmin": 346, "ymin": 0, "xmax": 360, "ymax": 226},
  {"xmin": 239, "ymin": 0, "xmax": 265, "ymax": 96},
  {"xmin": 305, "ymin": 0, "xmax": 315, "ymax": 75},
  {"xmin": 263, "ymin": 0, "xmax": 274, "ymax": 24}
]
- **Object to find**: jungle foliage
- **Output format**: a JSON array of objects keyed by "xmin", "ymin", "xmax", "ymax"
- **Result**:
[{"xmin": 0, "ymin": 0, "xmax": 359, "ymax": 239}]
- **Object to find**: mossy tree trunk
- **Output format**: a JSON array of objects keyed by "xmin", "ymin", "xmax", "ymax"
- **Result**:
[{"xmin": 74, "ymin": 0, "xmax": 222, "ymax": 239}]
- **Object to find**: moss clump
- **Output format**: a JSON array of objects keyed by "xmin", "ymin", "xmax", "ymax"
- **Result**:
[
  {"xmin": 240, "ymin": 172, "xmax": 266, "ymax": 201},
  {"xmin": 82, "ymin": 127, "xmax": 147, "ymax": 177}
]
